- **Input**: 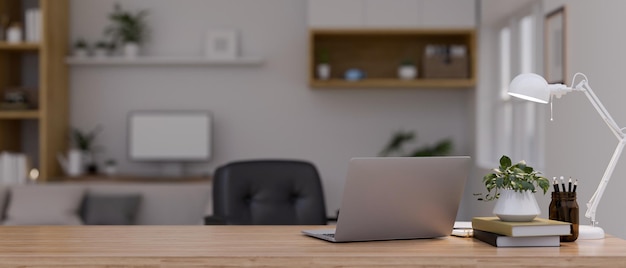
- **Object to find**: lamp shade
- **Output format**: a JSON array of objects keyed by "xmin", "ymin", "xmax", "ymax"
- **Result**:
[{"xmin": 508, "ymin": 73, "xmax": 551, "ymax": 103}]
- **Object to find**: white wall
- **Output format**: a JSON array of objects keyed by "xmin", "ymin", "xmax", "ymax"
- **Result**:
[
  {"xmin": 69, "ymin": 0, "xmax": 472, "ymax": 217},
  {"xmin": 541, "ymin": 0, "xmax": 626, "ymax": 239}
]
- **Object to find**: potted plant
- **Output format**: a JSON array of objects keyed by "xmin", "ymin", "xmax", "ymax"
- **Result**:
[
  {"xmin": 73, "ymin": 38, "xmax": 89, "ymax": 58},
  {"xmin": 104, "ymin": 3, "xmax": 148, "ymax": 58},
  {"xmin": 378, "ymin": 130, "xmax": 452, "ymax": 157},
  {"xmin": 397, "ymin": 58, "xmax": 417, "ymax": 80},
  {"xmin": 477, "ymin": 155, "xmax": 550, "ymax": 222},
  {"xmin": 103, "ymin": 159, "xmax": 118, "ymax": 176},
  {"xmin": 316, "ymin": 48, "xmax": 331, "ymax": 80},
  {"xmin": 72, "ymin": 126, "xmax": 102, "ymax": 175},
  {"xmin": 93, "ymin": 41, "xmax": 111, "ymax": 58}
]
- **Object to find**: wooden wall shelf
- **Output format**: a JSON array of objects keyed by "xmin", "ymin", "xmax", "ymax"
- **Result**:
[
  {"xmin": 0, "ymin": 110, "xmax": 40, "ymax": 119},
  {"xmin": 0, "ymin": 42, "xmax": 40, "ymax": 51},
  {"xmin": 66, "ymin": 56, "xmax": 264, "ymax": 66},
  {"xmin": 309, "ymin": 29, "xmax": 476, "ymax": 88}
]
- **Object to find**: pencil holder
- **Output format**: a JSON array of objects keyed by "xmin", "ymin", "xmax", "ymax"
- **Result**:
[{"xmin": 549, "ymin": 192, "xmax": 579, "ymax": 242}]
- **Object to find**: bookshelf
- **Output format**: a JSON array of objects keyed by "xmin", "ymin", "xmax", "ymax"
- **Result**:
[
  {"xmin": 0, "ymin": 0, "xmax": 69, "ymax": 181},
  {"xmin": 309, "ymin": 29, "xmax": 476, "ymax": 88}
]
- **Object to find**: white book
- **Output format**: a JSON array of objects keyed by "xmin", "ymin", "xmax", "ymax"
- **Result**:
[
  {"xmin": 33, "ymin": 9, "xmax": 41, "ymax": 42},
  {"xmin": 25, "ymin": 9, "xmax": 34, "ymax": 42},
  {"xmin": 15, "ymin": 154, "xmax": 27, "ymax": 184}
]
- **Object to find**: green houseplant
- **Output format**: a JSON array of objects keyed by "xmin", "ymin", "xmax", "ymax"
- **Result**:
[
  {"xmin": 104, "ymin": 3, "xmax": 148, "ymax": 57},
  {"xmin": 478, "ymin": 155, "xmax": 551, "ymax": 222},
  {"xmin": 379, "ymin": 130, "xmax": 452, "ymax": 157}
]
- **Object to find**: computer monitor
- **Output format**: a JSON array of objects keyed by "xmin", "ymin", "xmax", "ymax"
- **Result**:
[{"xmin": 128, "ymin": 110, "xmax": 211, "ymax": 176}]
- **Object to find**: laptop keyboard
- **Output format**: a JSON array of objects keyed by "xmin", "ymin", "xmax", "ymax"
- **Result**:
[{"xmin": 322, "ymin": 233, "xmax": 335, "ymax": 238}]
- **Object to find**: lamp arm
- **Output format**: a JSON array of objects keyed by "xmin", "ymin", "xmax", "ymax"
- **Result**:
[{"xmin": 577, "ymin": 80, "xmax": 626, "ymax": 226}]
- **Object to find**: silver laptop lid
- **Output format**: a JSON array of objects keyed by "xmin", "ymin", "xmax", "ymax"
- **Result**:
[{"xmin": 333, "ymin": 156, "xmax": 470, "ymax": 242}]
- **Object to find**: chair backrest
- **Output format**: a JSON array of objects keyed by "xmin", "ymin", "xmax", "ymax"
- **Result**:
[{"xmin": 212, "ymin": 160, "xmax": 327, "ymax": 225}]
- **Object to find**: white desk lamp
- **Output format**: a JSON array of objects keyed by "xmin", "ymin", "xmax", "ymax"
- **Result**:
[{"xmin": 508, "ymin": 72, "xmax": 626, "ymax": 240}]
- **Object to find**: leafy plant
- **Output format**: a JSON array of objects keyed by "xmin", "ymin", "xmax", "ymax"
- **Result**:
[
  {"xmin": 72, "ymin": 126, "xmax": 102, "ymax": 152},
  {"xmin": 379, "ymin": 130, "xmax": 452, "ymax": 157},
  {"xmin": 74, "ymin": 38, "xmax": 88, "ymax": 49},
  {"xmin": 317, "ymin": 48, "xmax": 330, "ymax": 64},
  {"xmin": 104, "ymin": 3, "xmax": 149, "ymax": 46},
  {"xmin": 95, "ymin": 40, "xmax": 112, "ymax": 49},
  {"xmin": 400, "ymin": 58, "xmax": 414, "ymax": 66},
  {"xmin": 476, "ymin": 155, "xmax": 550, "ymax": 201}
]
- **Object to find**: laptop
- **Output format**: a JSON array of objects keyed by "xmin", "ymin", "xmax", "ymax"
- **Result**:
[{"xmin": 302, "ymin": 156, "xmax": 470, "ymax": 242}]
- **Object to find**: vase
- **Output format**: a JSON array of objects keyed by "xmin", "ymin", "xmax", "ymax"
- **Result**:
[
  {"xmin": 492, "ymin": 189, "xmax": 541, "ymax": 222},
  {"xmin": 398, "ymin": 65, "xmax": 417, "ymax": 80},
  {"xmin": 317, "ymin": 63, "xmax": 330, "ymax": 80},
  {"xmin": 123, "ymin": 42, "xmax": 140, "ymax": 58}
]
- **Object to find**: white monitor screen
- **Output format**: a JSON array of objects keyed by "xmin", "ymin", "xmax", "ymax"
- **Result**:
[{"xmin": 129, "ymin": 111, "xmax": 211, "ymax": 161}]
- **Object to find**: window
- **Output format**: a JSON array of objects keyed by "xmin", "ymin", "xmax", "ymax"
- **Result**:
[{"xmin": 477, "ymin": 3, "xmax": 544, "ymax": 169}]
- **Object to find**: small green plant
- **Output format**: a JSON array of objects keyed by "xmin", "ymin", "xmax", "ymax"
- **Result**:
[
  {"xmin": 476, "ymin": 155, "xmax": 550, "ymax": 201},
  {"xmin": 104, "ymin": 159, "xmax": 117, "ymax": 166},
  {"xmin": 95, "ymin": 41, "xmax": 109, "ymax": 49},
  {"xmin": 400, "ymin": 58, "xmax": 414, "ymax": 66},
  {"xmin": 104, "ymin": 3, "xmax": 149, "ymax": 46},
  {"xmin": 72, "ymin": 126, "xmax": 102, "ymax": 152},
  {"xmin": 317, "ymin": 48, "xmax": 330, "ymax": 64},
  {"xmin": 74, "ymin": 38, "xmax": 88, "ymax": 49},
  {"xmin": 379, "ymin": 130, "xmax": 452, "ymax": 157}
]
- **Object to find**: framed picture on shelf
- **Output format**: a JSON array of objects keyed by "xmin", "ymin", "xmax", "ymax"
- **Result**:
[
  {"xmin": 545, "ymin": 6, "xmax": 566, "ymax": 84},
  {"xmin": 205, "ymin": 30, "xmax": 238, "ymax": 60}
]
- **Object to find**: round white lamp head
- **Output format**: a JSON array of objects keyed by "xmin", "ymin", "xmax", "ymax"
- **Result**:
[{"xmin": 508, "ymin": 73, "xmax": 551, "ymax": 103}]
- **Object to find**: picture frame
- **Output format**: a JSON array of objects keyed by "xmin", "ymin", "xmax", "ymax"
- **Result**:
[
  {"xmin": 545, "ymin": 7, "xmax": 566, "ymax": 84},
  {"xmin": 205, "ymin": 30, "xmax": 238, "ymax": 60}
]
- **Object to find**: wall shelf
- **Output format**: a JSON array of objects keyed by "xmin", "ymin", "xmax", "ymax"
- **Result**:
[
  {"xmin": 66, "ymin": 56, "xmax": 265, "ymax": 66},
  {"xmin": 311, "ymin": 78, "xmax": 475, "ymax": 88},
  {"xmin": 0, "ymin": 110, "xmax": 40, "ymax": 119},
  {"xmin": 0, "ymin": 42, "xmax": 40, "ymax": 51},
  {"xmin": 309, "ymin": 29, "xmax": 476, "ymax": 89}
]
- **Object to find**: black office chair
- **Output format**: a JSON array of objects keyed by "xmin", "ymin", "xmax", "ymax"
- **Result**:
[{"xmin": 206, "ymin": 160, "xmax": 328, "ymax": 225}]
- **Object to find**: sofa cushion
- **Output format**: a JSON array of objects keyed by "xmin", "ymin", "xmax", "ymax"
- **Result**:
[
  {"xmin": 85, "ymin": 182, "xmax": 211, "ymax": 225},
  {"xmin": 82, "ymin": 193, "xmax": 142, "ymax": 225},
  {"xmin": 4, "ymin": 185, "xmax": 85, "ymax": 225}
]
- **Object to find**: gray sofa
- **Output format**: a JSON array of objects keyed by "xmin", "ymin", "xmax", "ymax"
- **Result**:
[{"xmin": 0, "ymin": 182, "xmax": 212, "ymax": 225}]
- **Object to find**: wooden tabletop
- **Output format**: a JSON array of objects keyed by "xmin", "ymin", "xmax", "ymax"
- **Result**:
[{"xmin": 0, "ymin": 226, "xmax": 624, "ymax": 267}]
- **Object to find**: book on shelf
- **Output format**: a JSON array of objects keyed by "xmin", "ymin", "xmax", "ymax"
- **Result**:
[
  {"xmin": 473, "ymin": 229, "xmax": 560, "ymax": 247},
  {"xmin": 472, "ymin": 217, "xmax": 571, "ymax": 237}
]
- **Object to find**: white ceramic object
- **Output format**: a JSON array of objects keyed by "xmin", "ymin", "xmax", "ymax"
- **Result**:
[
  {"xmin": 317, "ymin": 63, "xmax": 330, "ymax": 80},
  {"xmin": 6, "ymin": 26, "xmax": 22, "ymax": 43},
  {"xmin": 492, "ymin": 189, "xmax": 541, "ymax": 222},
  {"xmin": 103, "ymin": 164, "xmax": 117, "ymax": 176},
  {"xmin": 94, "ymin": 48, "xmax": 110, "ymax": 58},
  {"xmin": 57, "ymin": 149, "xmax": 84, "ymax": 177},
  {"xmin": 123, "ymin": 43, "xmax": 140, "ymax": 58},
  {"xmin": 398, "ymin": 65, "xmax": 417, "ymax": 80},
  {"xmin": 74, "ymin": 49, "xmax": 88, "ymax": 58}
]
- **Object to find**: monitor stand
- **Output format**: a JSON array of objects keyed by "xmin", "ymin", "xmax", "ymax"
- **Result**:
[{"xmin": 159, "ymin": 162, "xmax": 185, "ymax": 177}]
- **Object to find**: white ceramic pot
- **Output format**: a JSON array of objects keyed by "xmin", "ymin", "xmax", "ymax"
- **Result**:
[
  {"xmin": 317, "ymin": 63, "xmax": 331, "ymax": 80},
  {"xmin": 74, "ymin": 49, "xmax": 88, "ymax": 58},
  {"xmin": 93, "ymin": 48, "xmax": 109, "ymax": 58},
  {"xmin": 104, "ymin": 164, "xmax": 117, "ymax": 176},
  {"xmin": 123, "ymin": 42, "xmax": 140, "ymax": 58},
  {"xmin": 492, "ymin": 189, "xmax": 541, "ymax": 222},
  {"xmin": 398, "ymin": 65, "xmax": 417, "ymax": 80}
]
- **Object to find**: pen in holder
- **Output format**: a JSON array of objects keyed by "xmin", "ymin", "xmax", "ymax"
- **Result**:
[{"xmin": 549, "ymin": 191, "xmax": 579, "ymax": 242}]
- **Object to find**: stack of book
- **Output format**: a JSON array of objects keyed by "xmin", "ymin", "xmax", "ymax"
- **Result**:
[
  {"xmin": 0, "ymin": 152, "xmax": 30, "ymax": 184},
  {"xmin": 471, "ymin": 217, "xmax": 571, "ymax": 247}
]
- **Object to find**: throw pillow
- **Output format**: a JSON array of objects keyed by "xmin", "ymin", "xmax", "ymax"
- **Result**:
[
  {"xmin": 81, "ymin": 193, "xmax": 142, "ymax": 225},
  {"xmin": 4, "ymin": 185, "xmax": 85, "ymax": 225}
]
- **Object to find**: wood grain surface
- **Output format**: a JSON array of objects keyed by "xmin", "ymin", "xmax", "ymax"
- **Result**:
[{"xmin": 0, "ymin": 226, "xmax": 623, "ymax": 267}]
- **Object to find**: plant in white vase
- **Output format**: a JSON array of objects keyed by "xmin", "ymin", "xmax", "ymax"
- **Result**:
[
  {"xmin": 73, "ymin": 38, "xmax": 89, "ymax": 58},
  {"xmin": 93, "ymin": 41, "xmax": 111, "ymax": 58},
  {"xmin": 105, "ymin": 3, "xmax": 148, "ymax": 58},
  {"xmin": 476, "ymin": 155, "xmax": 550, "ymax": 222},
  {"xmin": 397, "ymin": 59, "xmax": 417, "ymax": 80},
  {"xmin": 316, "ymin": 48, "xmax": 331, "ymax": 80}
]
